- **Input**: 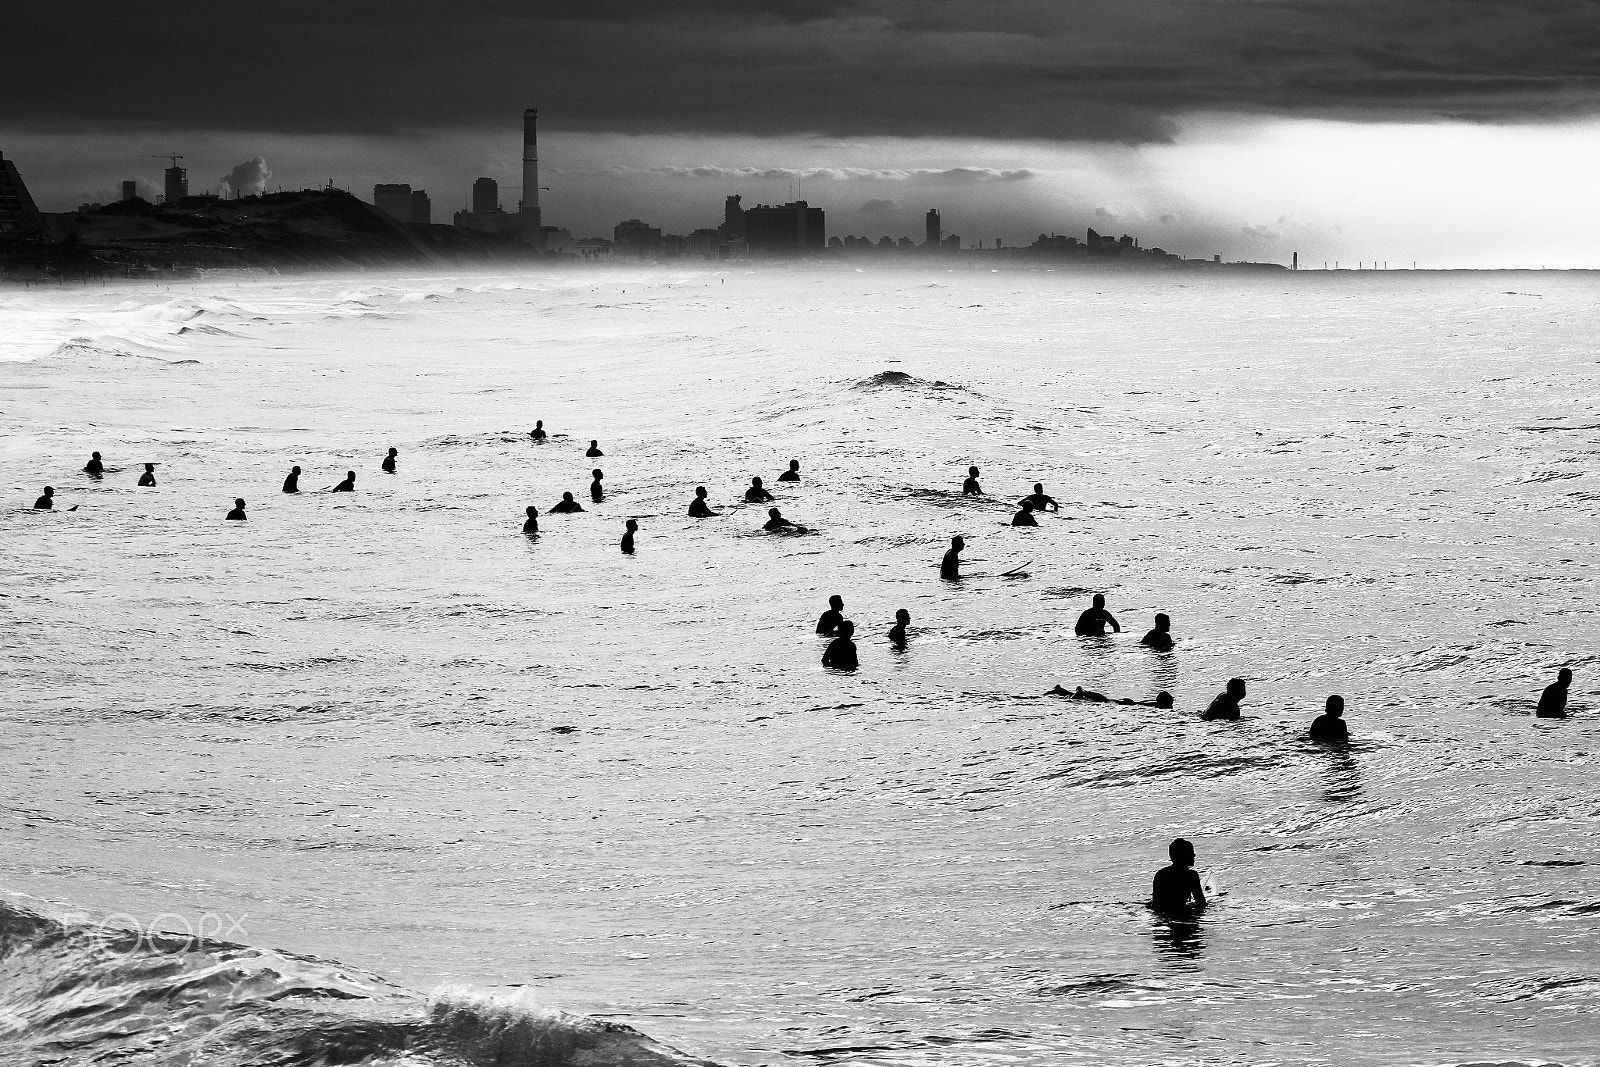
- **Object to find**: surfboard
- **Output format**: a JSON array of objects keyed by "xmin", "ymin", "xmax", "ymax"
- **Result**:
[{"xmin": 964, "ymin": 560, "xmax": 1032, "ymax": 579}]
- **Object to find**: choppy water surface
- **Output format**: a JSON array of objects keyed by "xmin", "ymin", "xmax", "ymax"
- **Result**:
[{"xmin": 0, "ymin": 266, "xmax": 1595, "ymax": 1066}]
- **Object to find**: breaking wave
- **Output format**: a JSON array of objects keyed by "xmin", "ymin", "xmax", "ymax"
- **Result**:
[
  {"xmin": 853, "ymin": 370, "xmax": 967, "ymax": 392},
  {"xmin": 0, "ymin": 898, "xmax": 718, "ymax": 1066}
]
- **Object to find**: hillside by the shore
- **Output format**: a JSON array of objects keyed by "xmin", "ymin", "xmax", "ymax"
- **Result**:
[{"xmin": 1, "ymin": 190, "xmax": 538, "ymax": 278}]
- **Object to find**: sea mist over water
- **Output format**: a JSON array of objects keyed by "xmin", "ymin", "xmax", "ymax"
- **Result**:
[{"xmin": 0, "ymin": 266, "xmax": 1596, "ymax": 1066}]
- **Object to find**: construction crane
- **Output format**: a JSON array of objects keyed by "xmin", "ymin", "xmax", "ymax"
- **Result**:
[{"xmin": 150, "ymin": 154, "xmax": 188, "ymax": 204}]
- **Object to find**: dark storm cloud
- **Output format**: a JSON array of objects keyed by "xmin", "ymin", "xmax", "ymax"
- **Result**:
[{"xmin": 8, "ymin": 0, "xmax": 1599, "ymax": 141}]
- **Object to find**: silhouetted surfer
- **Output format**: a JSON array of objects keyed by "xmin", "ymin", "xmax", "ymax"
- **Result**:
[
  {"xmin": 1074, "ymin": 593, "xmax": 1121, "ymax": 636},
  {"xmin": 530, "ymin": 420, "xmax": 547, "ymax": 441},
  {"xmin": 888, "ymin": 608, "xmax": 911, "ymax": 648},
  {"xmin": 586, "ymin": 439, "xmax": 603, "ymax": 457},
  {"xmin": 763, "ymin": 507, "xmax": 805, "ymax": 532},
  {"xmin": 1201, "ymin": 678, "xmax": 1247, "ymax": 720},
  {"xmin": 332, "ymin": 471, "xmax": 356, "ymax": 492},
  {"xmin": 1309, "ymin": 694, "xmax": 1349, "ymax": 742},
  {"xmin": 962, "ymin": 466, "xmax": 982, "ymax": 495},
  {"xmin": 550, "ymin": 492, "xmax": 584, "ymax": 513},
  {"xmin": 1049, "ymin": 686, "xmax": 1174, "ymax": 708},
  {"xmin": 621, "ymin": 518, "xmax": 637, "ymax": 554},
  {"xmin": 1537, "ymin": 668, "xmax": 1572, "ymax": 718},
  {"xmin": 779, "ymin": 459, "xmax": 801, "ymax": 482},
  {"xmin": 282, "ymin": 466, "xmax": 302, "ymax": 494},
  {"xmin": 816, "ymin": 595, "xmax": 845, "ymax": 635},
  {"xmin": 84, "ymin": 452, "xmax": 104, "ymax": 477},
  {"xmin": 1019, "ymin": 482, "xmax": 1059, "ymax": 512},
  {"xmin": 137, "ymin": 463, "xmax": 156, "ymax": 487},
  {"xmin": 33, "ymin": 486, "xmax": 54, "ymax": 510},
  {"xmin": 226, "ymin": 498, "xmax": 247, "ymax": 521},
  {"xmin": 590, "ymin": 469, "xmax": 605, "ymax": 503},
  {"xmin": 940, "ymin": 536, "xmax": 965, "ymax": 579},
  {"xmin": 688, "ymin": 486, "xmax": 718, "ymax": 517},
  {"xmin": 1011, "ymin": 501, "xmax": 1038, "ymax": 527},
  {"xmin": 822, "ymin": 619, "xmax": 859, "ymax": 671},
  {"xmin": 382, "ymin": 447, "xmax": 398, "ymax": 473},
  {"xmin": 1151, "ymin": 838, "xmax": 1207, "ymax": 913},
  {"xmin": 1141, "ymin": 613, "xmax": 1174, "ymax": 652},
  {"xmin": 523, "ymin": 506, "xmax": 540, "ymax": 535},
  {"xmin": 745, "ymin": 476, "xmax": 774, "ymax": 503}
]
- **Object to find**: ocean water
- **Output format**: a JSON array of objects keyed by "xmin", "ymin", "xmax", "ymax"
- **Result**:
[{"xmin": 0, "ymin": 265, "xmax": 1595, "ymax": 1067}]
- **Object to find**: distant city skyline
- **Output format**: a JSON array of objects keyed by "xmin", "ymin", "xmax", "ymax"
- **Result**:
[{"xmin": 5, "ymin": 2, "xmax": 1599, "ymax": 267}]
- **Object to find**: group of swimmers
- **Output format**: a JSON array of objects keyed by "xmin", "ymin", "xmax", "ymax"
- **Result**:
[
  {"xmin": 33, "ymin": 447, "xmax": 396, "ymax": 522},
  {"xmin": 807, "ymin": 595, "xmax": 916, "ymax": 672},
  {"xmin": 29, "ymin": 437, "xmax": 1579, "ymax": 731},
  {"xmin": 28, "ymin": 427, "xmax": 1583, "ymax": 924}
]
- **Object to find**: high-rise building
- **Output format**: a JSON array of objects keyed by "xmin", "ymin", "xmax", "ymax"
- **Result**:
[
  {"xmin": 0, "ymin": 150, "xmax": 45, "ymax": 238},
  {"xmin": 374, "ymin": 183, "xmax": 414, "ymax": 222},
  {"xmin": 613, "ymin": 218, "xmax": 663, "ymax": 253},
  {"xmin": 925, "ymin": 209, "xmax": 941, "ymax": 248},
  {"xmin": 410, "ymin": 189, "xmax": 432, "ymax": 225},
  {"xmin": 121, "ymin": 180, "xmax": 138, "ymax": 202},
  {"xmin": 744, "ymin": 201, "xmax": 825, "ymax": 255},
  {"xmin": 473, "ymin": 177, "xmax": 499, "ymax": 214},
  {"xmin": 163, "ymin": 163, "xmax": 188, "ymax": 204},
  {"xmin": 721, "ymin": 194, "xmax": 745, "ymax": 240},
  {"xmin": 455, "ymin": 176, "xmax": 518, "ymax": 235}
]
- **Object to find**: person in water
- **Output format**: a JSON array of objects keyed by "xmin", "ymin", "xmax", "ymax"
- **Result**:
[
  {"xmin": 1074, "ymin": 593, "xmax": 1121, "ymax": 636},
  {"xmin": 33, "ymin": 486, "xmax": 54, "ymax": 510},
  {"xmin": 621, "ymin": 518, "xmax": 637, "ymax": 555},
  {"xmin": 962, "ymin": 466, "xmax": 982, "ymax": 495},
  {"xmin": 763, "ymin": 507, "xmax": 805, "ymax": 532},
  {"xmin": 1201, "ymin": 678, "xmax": 1247, "ymax": 720},
  {"xmin": 888, "ymin": 608, "xmax": 911, "ymax": 648},
  {"xmin": 550, "ymin": 492, "xmax": 584, "ymax": 514},
  {"xmin": 1011, "ymin": 500, "xmax": 1038, "ymax": 527},
  {"xmin": 1151, "ymin": 838, "xmax": 1207, "ymax": 913},
  {"xmin": 779, "ymin": 459, "xmax": 801, "ymax": 482},
  {"xmin": 382, "ymin": 447, "xmax": 398, "ymax": 473},
  {"xmin": 1141, "ymin": 613, "xmax": 1174, "ymax": 652},
  {"xmin": 940, "ymin": 535, "xmax": 965, "ymax": 580},
  {"xmin": 1049, "ymin": 686, "xmax": 1175, "ymax": 708},
  {"xmin": 687, "ymin": 486, "xmax": 718, "ymax": 517},
  {"xmin": 1019, "ymin": 482, "xmax": 1059, "ymax": 512},
  {"xmin": 137, "ymin": 463, "xmax": 156, "ymax": 487},
  {"xmin": 816, "ymin": 595, "xmax": 845, "ymax": 635},
  {"xmin": 590, "ymin": 469, "xmax": 605, "ymax": 503},
  {"xmin": 84, "ymin": 451, "xmax": 104, "ymax": 477},
  {"xmin": 530, "ymin": 420, "xmax": 548, "ymax": 441},
  {"xmin": 1309, "ymin": 694, "xmax": 1349, "ymax": 742},
  {"xmin": 745, "ymin": 476, "xmax": 774, "ymax": 503},
  {"xmin": 332, "ymin": 471, "xmax": 357, "ymax": 492},
  {"xmin": 226, "ymin": 498, "xmax": 247, "ymax": 521},
  {"xmin": 523, "ymin": 506, "xmax": 540, "ymax": 535},
  {"xmin": 282, "ymin": 466, "xmax": 302, "ymax": 494},
  {"xmin": 821, "ymin": 619, "xmax": 859, "ymax": 671},
  {"xmin": 586, "ymin": 439, "xmax": 603, "ymax": 458},
  {"xmin": 1536, "ymin": 668, "xmax": 1572, "ymax": 718}
]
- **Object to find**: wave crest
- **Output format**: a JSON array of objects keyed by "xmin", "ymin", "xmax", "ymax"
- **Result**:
[
  {"xmin": 0, "ymin": 898, "xmax": 719, "ymax": 1066},
  {"xmin": 430, "ymin": 988, "xmax": 719, "ymax": 1066},
  {"xmin": 854, "ymin": 370, "xmax": 967, "ymax": 392}
]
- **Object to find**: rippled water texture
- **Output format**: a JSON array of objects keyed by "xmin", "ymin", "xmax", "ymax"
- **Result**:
[{"xmin": 1, "ymin": 267, "xmax": 1596, "ymax": 1066}]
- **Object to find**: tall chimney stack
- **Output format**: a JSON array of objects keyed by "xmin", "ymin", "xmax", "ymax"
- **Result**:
[{"xmin": 521, "ymin": 108, "xmax": 542, "ymax": 248}]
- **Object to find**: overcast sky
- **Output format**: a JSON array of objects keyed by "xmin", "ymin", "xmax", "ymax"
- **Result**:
[{"xmin": 6, "ymin": 0, "xmax": 1600, "ymax": 266}]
